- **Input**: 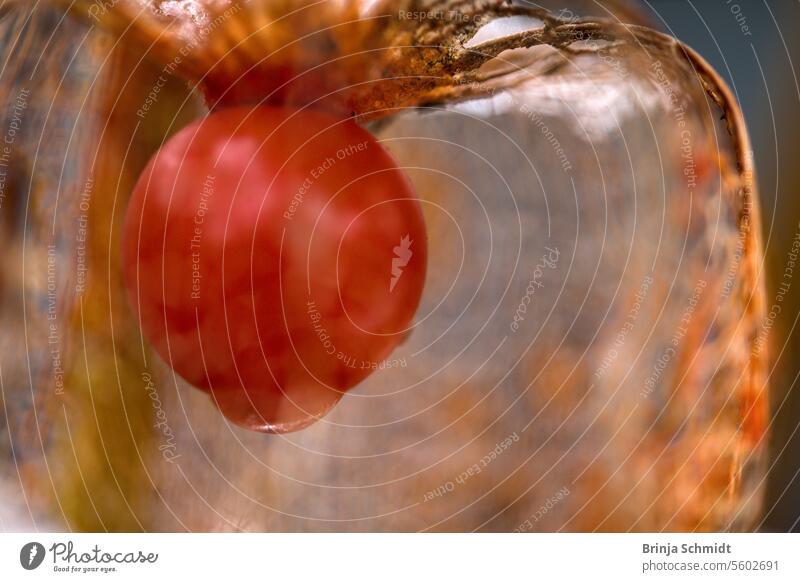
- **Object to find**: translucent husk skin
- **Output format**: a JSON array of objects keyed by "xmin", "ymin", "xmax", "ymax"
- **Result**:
[{"xmin": 0, "ymin": 0, "xmax": 766, "ymax": 531}]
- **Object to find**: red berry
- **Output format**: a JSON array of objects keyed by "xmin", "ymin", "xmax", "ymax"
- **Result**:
[{"xmin": 122, "ymin": 106, "xmax": 427, "ymax": 433}]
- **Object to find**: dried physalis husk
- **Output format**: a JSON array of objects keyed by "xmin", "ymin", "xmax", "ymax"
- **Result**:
[
  {"xmin": 1, "ymin": 0, "xmax": 767, "ymax": 532},
  {"xmin": 61, "ymin": 0, "xmax": 480, "ymax": 113},
  {"xmin": 57, "ymin": 0, "xmax": 655, "ymax": 115}
]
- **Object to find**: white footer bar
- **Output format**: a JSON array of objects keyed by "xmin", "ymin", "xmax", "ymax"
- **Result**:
[{"xmin": 1, "ymin": 533, "xmax": 797, "ymax": 581}]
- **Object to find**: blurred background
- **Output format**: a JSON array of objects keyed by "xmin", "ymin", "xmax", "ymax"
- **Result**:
[
  {"xmin": 0, "ymin": 0, "xmax": 797, "ymax": 532},
  {"xmin": 643, "ymin": 0, "xmax": 800, "ymax": 531}
]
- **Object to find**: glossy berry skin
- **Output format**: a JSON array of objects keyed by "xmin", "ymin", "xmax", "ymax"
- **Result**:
[{"xmin": 122, "ymin": 106, "xmax": 427, "ymax": 433}]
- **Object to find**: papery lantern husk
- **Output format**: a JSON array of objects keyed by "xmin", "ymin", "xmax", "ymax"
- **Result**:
[{"xmin": 0, "ymin": 0, "xmax": 767, "ymax": 532}]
